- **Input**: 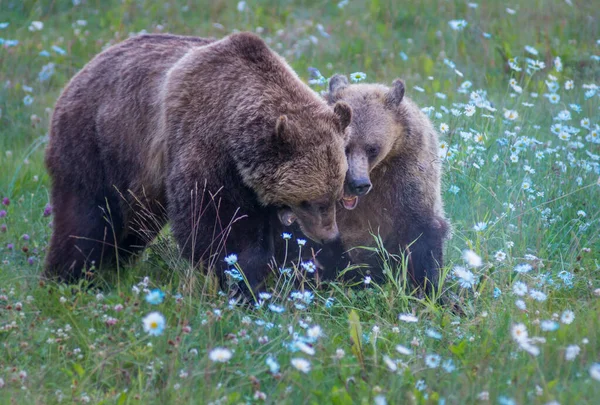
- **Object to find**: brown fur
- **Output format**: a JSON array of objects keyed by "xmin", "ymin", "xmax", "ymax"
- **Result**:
[
  {"xmin": 277, "ymin": 76, "xmax": 449, "ymax": 291},
  {"xmin": 43, "ymin": 33, "xmax": 351, "ymax": 291}
]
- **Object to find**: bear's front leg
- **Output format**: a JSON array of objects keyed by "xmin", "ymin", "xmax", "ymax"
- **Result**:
[
  {"xmin": 167, "ymin": 177, "xmax": 275, "ymax": 298},
  {"xmin": 222, "ymin": 209, "xmax": 278, "ymax": 298},
  {"xmin": 403, "ymin": 216, "xmax": 448, "ymax": 294}
]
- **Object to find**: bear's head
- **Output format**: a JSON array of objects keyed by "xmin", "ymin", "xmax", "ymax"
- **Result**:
[
  {"xmin": 259, "ymin": 101, "xmax": 352, "ymax": 244},
  {"xmin": 325, "ymin": 75, "xmax": 406, "ymax": 210}
]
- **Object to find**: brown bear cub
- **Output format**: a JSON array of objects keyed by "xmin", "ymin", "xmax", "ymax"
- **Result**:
[
  {"xmin": 278, "ymin": 75, "xmax": 448, "ymax": 292},
  {"xmin": 43, "ymin": 33, "xmax": 352, "ymax": 293}
]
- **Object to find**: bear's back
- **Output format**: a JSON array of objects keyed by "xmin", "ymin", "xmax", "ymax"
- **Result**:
[{"xmin": 46, "ymin": 34, "xmax": 216, "ymax": 200}]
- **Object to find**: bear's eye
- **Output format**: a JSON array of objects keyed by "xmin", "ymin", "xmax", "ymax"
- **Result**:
[{"xmin": 366, "ymin": 145, "xmax": 380, "ymax": 159}]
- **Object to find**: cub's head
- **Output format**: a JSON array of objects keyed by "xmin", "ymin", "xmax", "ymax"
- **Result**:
[
  {"xmin": 263, "ymin": 101, "xmax": 352, "ymax": 244},
  {"xmin": 325, "ymin": 75, "xmax": 406, "ymax": 210}
]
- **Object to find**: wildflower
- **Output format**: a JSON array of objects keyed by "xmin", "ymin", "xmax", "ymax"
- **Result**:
[
  {"xmin": 398, "ymin": 313, "xmax": 418, "ymax": 323},
  {"xmin": 145, "ymin": 289, "xmax": 165, "ymax": 305},
  {"xmin": 301, "ymin": 261, "xmax": 316, "ymax": 273},
  {"xmin": 504, "ymin": 110, "xmax": 519, "ymax": 121},
  {"xmin": 540, "ymin": 320, "xmax": 559, "ymax": 331},
  {"xmin": 495, "ymin": 251, "xmax": 506, "ymax": 262},
  {"xmin": 590, "ymin": 364, "xmax": 600, "ymax": 381},
  {"xmin": 29, "ymin": 21, "xmax": 44, "ymax": 31},
  {"xmin": 290, "ymin": 358, "xmax": 311, "ymax": 373},
  {"xmin": 350, "ymin": 72, "xmax": 367, "ymax": 83},
  {"xmin": 442, "ymin": 359, "xmax": 456, "ymax": 373},
  {"xmin": 545, "ymin": 93, "xmax": 560, "ymax": 104},
  {"xmin": 511, "ymin": 323, "xmax": 528, "ymax": 343},
  {"xmin": 514, "ymin": 263, "xmax": 532, "ymax": 273},
  {"xmin": 335, "ymin": 348, "xmax": 345, "ymax": 359},
  {"xmin": 472, "ymin": 222, "xmax": 487, "ymax": 232},
  {"xmin": 225, "ymin": 268, "xmax": 243, "ymax": 282},
  {"xmin": 439, "ymin": 123, "xmax": 449, "ymax": 133},
  {"xmin": 512, "ymin": 281, "xmax": 528, "ymax": 296},
  {"xmin": 426, "ymin": 328, "xmax": 442, "ymax": 339},
  {"xmin": 236, "ymin": 1, "xmax": 246, "ymax": 12},
  {"xmin": 508, "ymin": 58, "xmax": 522, "ymax": 71},
  {"xmin": 525, "ymin": 45, "xmax": 538, "ymax": 55},
  {"xmin": 425, "ymin": 353, "xmax": 441, "ymax": 368},
  {"xmin": 258, "ymin": 292, "xmax": 272, "ymax": 300},
  {"xmin": 38, "ymin": 62, "xmax": 55, "ymax": 82},
  {"xmin": 209, "ymin": 347, "xmax": 233, "ymax": 363},
  {"xmin": 561, "ymin": 310, "xmax": 575, "ymax": 324},
  {"xmin": 383, "ymin": 355, "xmax": 397, "ymax": 372},
  {"xmin": 142, "ymin": 312, "xmax": 166, "ymax": 336},
  {"xmin": 565, "ymin": 80, "xmax": 574, "ymax": 90},
  {"xmin": 463, "ymin": 249, "xmax": 482, "ymax": 267},
  {"xmin": 464, "ymin": 104, "xmax": 476, "ymax": 116},
  {"xmin": 494, "ymin": 287, "xmax": 502, "ymax": 298},
  {"xmin": 282, "ymin": 232, "xmax": 291, "ymax": 240},
  {"xmin": 454, "ymin": 266, "xmax": 476, "ymax": 289},
  {"xmin": 297, "ymin": 239, "xmax": 306, "ymax": 246},
  {"xmin": 415, "ymin": 380, "xmax": 427, "ymax": 391},
  {"xmin": 395, "ymin": 345, "xmax": 412, "ymax": 355},
  {"xmin": 307, "ymin": 325, "xmax": 322, "ymax": 340},
  {"xmin": 374, "ymin": 395, "xmax": 387, "ymax": 405},
  {"xmin": 266, "ymin": 356, "xmax": 280, "ymax": 373},
  {"xmin": 554, "ymin": 56, "xmax": 563, "ymax": 72},
  {"xmin": 565, "ymin": 345, "xmax": 580, "ymax": 361},
  {"xmin": 448, "ymin": 19, "xmax": 468, "ymax": 31},
  {"xmin": 477, "ymin": 392, "xmax": 489, "ymax": 401},
  {"xmin": 295, "ymin": 341, "xmax": 315, "ymax": 356},
  {"xmin": 448, "ymin": 185, "xmax": 460, "ymax": 194},
  {"xmin": 529, "ymin": 289, "xmax": 547, "ymax": 302},
  {"xmin": 224, "ymin": 254, "xmax": 237, "ymax": 265},
  {"xmin": 23, "ymin": 95, "xmax": 34, "ymax": 106},
  {"xmin": 51, "ymin": 45, "xmax": 66, "ymax": 55},
  {"xmin": 363, "ymin": 275, "xmax": 372, "ymax": 285}
]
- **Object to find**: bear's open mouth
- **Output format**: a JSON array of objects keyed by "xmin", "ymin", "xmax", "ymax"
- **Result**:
[{"xmin": 341, "ymin": 195, "xmax": 358, "ymax": 210}]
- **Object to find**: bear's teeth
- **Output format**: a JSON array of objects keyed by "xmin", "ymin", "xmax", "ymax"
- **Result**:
[{"xmin": 342, "ymin": 196, "xmax": 358, "ymax": 210}]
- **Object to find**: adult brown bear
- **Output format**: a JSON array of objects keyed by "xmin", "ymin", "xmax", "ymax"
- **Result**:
[
  {"xmin": 43, "ymin": 33, "xmax": 352, "ymax": 293},
  {"xmin": 278, "ymin": 75, "xmax": 448, "ymax": 292}
]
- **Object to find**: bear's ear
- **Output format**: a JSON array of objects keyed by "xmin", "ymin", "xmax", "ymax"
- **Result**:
[
  {"xmin": 334, "ymin": 101, "xmax": 352, "ymax": 131},
  {"xmin": 385, "ymin": 79, "xmax": 405, "ymax": 108},
  {"xmin": 275, "ymin": 115, "xmax": 289, "ymax": 139},
  {"xmin": 329, "ymin": 74, "xmax": 349, "ymax": 97}
]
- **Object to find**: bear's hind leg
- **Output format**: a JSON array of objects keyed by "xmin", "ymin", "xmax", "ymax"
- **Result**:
[{"xmin": 43, "ymin": 188, "xmax": 126, "ymax": 283}]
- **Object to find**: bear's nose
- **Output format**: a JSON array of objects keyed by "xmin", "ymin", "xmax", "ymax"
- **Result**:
[{"xmin": 349, "ymin": 178, "xmax": 372, "ymax": 196}]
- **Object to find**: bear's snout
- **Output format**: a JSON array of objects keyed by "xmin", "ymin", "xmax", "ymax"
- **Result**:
[{"xmin": 347, "ymin": 177, "xmax": 372, "ymax": 196}]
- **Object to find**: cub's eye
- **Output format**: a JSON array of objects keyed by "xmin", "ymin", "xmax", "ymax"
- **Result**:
[
  {"xmin": 345, "ymin": 146, "xmax": 351, "ymax": 155},
  {"xmin": 300, "ymin": 201, "xmax": 310, "ymax": 209},
  {"xmin": 318, "ymin": 203, "xmax": 330, "ymax": 214},
  {"xmin": 366, "ymin": 145, "xmax": 380, "ymax": 159}
]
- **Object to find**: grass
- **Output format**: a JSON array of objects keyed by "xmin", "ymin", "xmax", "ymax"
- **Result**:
[{"xmin": 1, "ymin": 0, "xmax": 599, "ymax": 403}]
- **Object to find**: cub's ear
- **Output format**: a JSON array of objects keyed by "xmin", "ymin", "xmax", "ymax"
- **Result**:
[
  {"xmin": 385, "ymin": 79, "xmax": 405, "ymax": 108},
  {"xmin": 275, "ymin": 115, "xmax": 288, "ymax": 139},
  {"xmin": 328, "ymin": 74, "xmax": 349, "ymax": 97},
  {"xmin": 333, "ymin": 101, "xmax": 352, "ymax": 132}
]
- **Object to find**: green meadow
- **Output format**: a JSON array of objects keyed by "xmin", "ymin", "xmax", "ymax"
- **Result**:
[{"xmin": 0, "ymin": 0, "xmax": 599, "ymax": 403}]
